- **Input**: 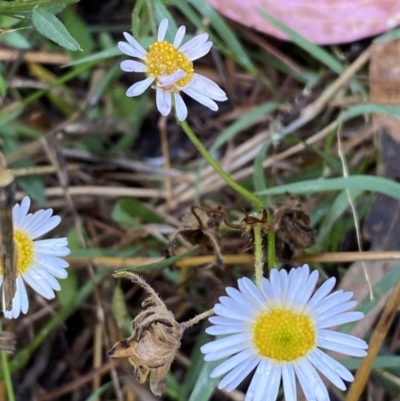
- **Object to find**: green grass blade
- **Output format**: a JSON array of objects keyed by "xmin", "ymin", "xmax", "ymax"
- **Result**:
[
  {"xmin": 257, "ymin": 10, "xmax": 344, "ymax": 74},
  {"xmin": 340, "ymin": 104, "xmax": 400, "ymax": 122},
  {"xmin": 210, "ymin": 102, "xmax": 278, "ymax": 152},
  {"xmin": 255, "ymin": 175, "xmax": 400, "ymax": 200},
  {"xmin": 188, "ymin": 359, "xmax": 220, "ymax": 401}
]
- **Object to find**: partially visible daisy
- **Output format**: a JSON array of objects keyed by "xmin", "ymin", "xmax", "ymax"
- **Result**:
[
  {"xmin": 201, "ymin": 265, "xmax": 368, "ymax": 401},
  {"xmin": 0, "ymin": 196, "xmax": 70, "ymax": 319},
  {"xmin": 118, "ymin": 18, "xmax": 227, "ymax": 121}
]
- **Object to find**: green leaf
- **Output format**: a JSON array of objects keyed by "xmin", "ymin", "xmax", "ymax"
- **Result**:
[
  {"xmin": 210, "ymin": 102, "xmax": 278, "ymax": 153},
  {"xmin": 255, "ymin": 175, "xmax": 400, "ymax": 201},
  {"xmin": 112, "ymin": 198, "xmax": 162, "ymax": 227},
  {"xmin": 188, "ymin": 358, "xmax": 220, "ymax": 401},
  {"xmin": 340, "ymin": 104, "xmax": 400, "ymax": 122},
  {"xmin": 0, "ymin": 73, "xmax": 6, "ymax": 97},
  {"xmin": 181, "ymin": 326, "xmax": 213, "ymax": 401},
  {"xmin": 32, "ymin": 7, "xmax": 82, "ymax": 51},
  {"xmin": 62, "ymin": 7, "xmax": 95, "ymax": 55},
  {"xmin": 57, "ymin": 268, "xmax": 78, "ymax": 307}
]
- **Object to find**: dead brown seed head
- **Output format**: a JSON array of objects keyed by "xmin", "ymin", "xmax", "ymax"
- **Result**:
[
  {"xmin": 168, "ymin": 205, "xmax": 224, "ymax": 269},
  {"xmin": 108, "ymin": 271, "xmax": 209, "ymax": 396}
]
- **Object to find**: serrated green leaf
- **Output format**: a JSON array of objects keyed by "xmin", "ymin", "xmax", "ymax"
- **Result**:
[{"xmin": 32, "ymin": 7, "xmax": 82, "ymax": 51}]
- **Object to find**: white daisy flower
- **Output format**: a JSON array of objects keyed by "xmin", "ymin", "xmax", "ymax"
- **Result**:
[
  {"xmin": 0, "ymin": 196, "xmax": 70, "ymax": 319},
  {"xmin": 201, "ymin": 265, "xmax": 368, "ymax": 401},
  {"xmin": 118, "ymin": 18, "xmax": 228, "ymax": 121}
]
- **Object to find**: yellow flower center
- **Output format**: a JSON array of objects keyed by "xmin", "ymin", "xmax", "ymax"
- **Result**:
[
  {"xmin": 0, "ymin": 230, "xmax": 34, "ymax": 276},
  {"xmin": 145, "ymin": 41, "xmax": 194, "ymax": 87},
  {"xmin": 252, "ymin": 307, "xmax": 316, "ymax": 362}
]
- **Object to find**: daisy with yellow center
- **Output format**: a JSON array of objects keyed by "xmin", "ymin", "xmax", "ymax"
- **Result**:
[
  {"xmin": 201, "ymin": 265, "xmax": 368, "ymax": 401},
  {"xmin": 0, "ymin": 196, "xmax": 70, "ymax": 319},
  {"xmin": 118, "ymin": 18, "xmax": 227, "ymax": 120}
]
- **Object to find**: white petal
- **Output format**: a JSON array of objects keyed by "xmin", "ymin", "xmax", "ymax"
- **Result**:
[
  {"xmin": 211, "ymin": 349, "xmax": 254, "ymax": 378},
  {"xmin": 318, "ymin": 331, "xmax": 368, "ymax": 357},
  {"xmin": 307, "ymin": 350, "xmax": 346, "ymax": 390},
  {"xmin": 18, "ymin": 276, "xmax": 29, "ymax": 314},
  {"xmin": 307, "ymin": 277, "xmax": 336, "ymax": 308},
  {"xmin": 186, "ymin": 41, "xmax": 213, "ymax": 61},
  {"xmin": 174, "ymin": 25, "xmax": 186, "ymax": 48},
  {"xmin": 158, "ymin": 69, "xmax": 186, "ymax": 86},
  {"xmin": 156, "ymin": 89, "xmax": 172, "ymax": 116},
  {"xmin": 282, "ymin": 364, "xmax": 296, "ymax": 401},
  {"xmin": 318, "ymin": 311, "xmax": 364, "ymax": 328},
  {"xmin": 312, "ymin": 348, "xmax": 354, "ymax": 382},
  {"xmin": 245, "ymin": 359, "xmax": 267, "ymax": 401},
  {"xmin": 238, "ymin": 278, "xmax": 266, "ymax": 311},
  {"xmin": 182, "ymin": 85, "xmax": 219, "ymax": 111},
  {"xmin": 318, "ymin": 300, "xmax": 358, "ymax": 321},
  {"xmin": 121, "ymin": 32, "xmax": 147, "ymax": 58},
  {"xmin": 264, "ymin": 365, "xmax": 281, "ymax": 401},
  {"xmin": 314, "ymin": 290, "xmax": 353, "ymax": 315},
  {"xmin": 219, "ymin": 356, "xmax": 259, "ymax": 392},
  {"xmin": 179, "ymin": 32, "xmax": 209, "ymax": 57},
  {"xmin": 287, "ymin": 265, "xmax": 308, "ymax": 305},
  {"xmin": 278, "ymin": 269, "xmax": 289, "ymax": 303},
  {"xmin": 297, "ymin": 269, "xmax": 319, "ymax": 306},
  {"xmin": 173, "ymin": 93, "xmax": 187, "ymax": 121},
  {"xmin": 261, "ymin": 277, "xmax": 274, "ymax": 305},
  {"xmin": 189, "ymin": 73, "xmax": 227, "ymax": 100},
  {"xmin": 252, "ymin": 359, "xmax": 272, "ymax": 401},
  {"xmin": 214, "ymin": 304, "xmax": 254, "ymax": 322},
  {"xmin": 120, "ymin": 60, "xmax": 147, "ymax": 73},
  {"xmin": 203, "ymin": 342, "xmax": 252, "ymax": 361},
  {"xmin": 126, "ymin": 77, "xmax": 154, "ymax": 97},
  {"xmin": 23, "ymin": 269, "xmax": 55, "ymax": 299},
  {"xmin": 209, "ymin": 315, "xmax": 237, "ymax": 325},
  {"xmin": 201, "ymin": 332, "xmax": 251, "ymax": 354},
  {"xmin": 295, "ymin": 359, "xmax": 330, "ymax": 401},
  {"xmin": 206, "ymin": 323, "xmax": 244, "ymax": 335},
  {"xmin": 13, "ymin": 196, "xmax": 31, "ymax": 224},
  {"xmin": 270, "ymin": 268, "xmax": 282, "ymax": 300},
  {"xmin": 158, "ymin": 18, "xmax": 168, "ymax": 41},
  {"xmin": 215, "ymin": 295, "xmax": 254, "ymax": 318},
  {"xmin": 34, "ymin": 239, "xmax": 70, "ymax": 257},
  {"xmin": 318, "ymin": 330, "xmax": 367, "ymax": 350}
]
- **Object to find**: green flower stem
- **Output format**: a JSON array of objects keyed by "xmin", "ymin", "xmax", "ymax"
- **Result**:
[
  {"xmin": 180, "ymin": 121, "xmax": 264, "ymax": 209},
  {"xmin": 267, "ymin": 211, "xmax": 276, "ymax": 270},
  {"xmin": 0, "ymin": 320, "xmax": 15, "ymax": 401},
  {"xmin": 253, "ymin": 223, "xmax": 264, "ymax": 286},
  {"xmin": 0, "ymin": 0, "xmax": 78, "ymax": 12}
]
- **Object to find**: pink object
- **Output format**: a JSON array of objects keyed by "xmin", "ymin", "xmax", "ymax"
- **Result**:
[{"xmin": 205, "ymin": 0, "xmax": 400, "ymax": 44}]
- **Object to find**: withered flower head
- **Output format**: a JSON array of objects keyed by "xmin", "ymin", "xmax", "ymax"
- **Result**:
[
  {"xmin": 168, "ymin": 205, "xmax": 224, "ymax": 268},
  {"xmin": 268, "ymin": 193, "xmax": 316, "ymax": 262},
  {"xmin": 108, "ymin": 271, "xmax": 212, "ymax": 396}
]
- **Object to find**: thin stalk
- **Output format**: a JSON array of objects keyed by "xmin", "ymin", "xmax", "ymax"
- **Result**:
[
  {"xmin": 0, "ymin": 320, "xmax": 15, "ymax": 401},
  {"xmin": 180, "ymin": 121, "xmax": 264, "ymax": 209},
  {"xmin": 181, "ymin": 309, "xmax": 214, "ymax": 330},
  {"xmin": 253, "ymin": 223, "xmax": 264, "ymax": 286},
  {"xmin": 267, "ymin": 212, "xmax": 276, "ymax": 270}
]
